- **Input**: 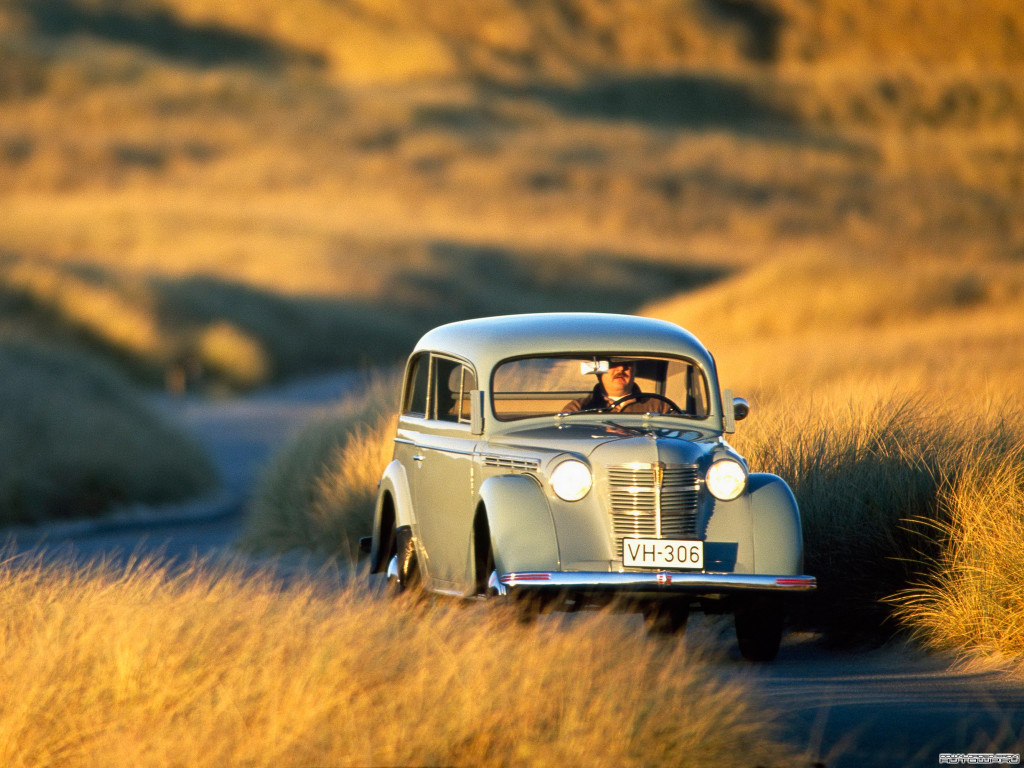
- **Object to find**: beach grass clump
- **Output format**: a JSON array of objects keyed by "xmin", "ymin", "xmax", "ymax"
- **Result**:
[
  {"xmin": 731, "ymin": 394, "xmax": 961, "ymax": 641},
  {"xmin": 892, "ymin": 430, "xmax": 1024, "ymax": 662}
]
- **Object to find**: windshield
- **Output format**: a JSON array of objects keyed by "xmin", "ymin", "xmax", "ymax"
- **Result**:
[{"xmin": 491, "ymin": 355, "xmax": 710, "ymax": 422}]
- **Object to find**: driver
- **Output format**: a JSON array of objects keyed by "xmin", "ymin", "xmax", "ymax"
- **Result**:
[{"xmin": 561, "ymin": 359, "xmax": 672, "ymax": 414}]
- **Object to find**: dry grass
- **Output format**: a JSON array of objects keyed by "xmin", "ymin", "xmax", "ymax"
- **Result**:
[
  {"xmin": 0, "ymin": 335, "xmax": 216, "ymax": 524},
  {"xmin": 2, "ymin": 0, "xmax": 1023, "ymax": 394},
  {"xmin": 729, "ymin": 394, "xmax": 958, "ymax": 640},
  {"xmin": 893, "ymin": 438, "xmax": 1024, "ymax": 662},
  {"xmin": 644, "ymin": 243, "xmax": 1024, "ymax": 643},
  {"xmin": 3, "ymin": 0, "xmax": 1024, "ymax": 657},
  {"xmin": 240, "ymin": 373, "xmax": 399, "ymax": 557},
  {"xmin": 0, "ymin": 551, "xmax": 797, "ymax": 767}
]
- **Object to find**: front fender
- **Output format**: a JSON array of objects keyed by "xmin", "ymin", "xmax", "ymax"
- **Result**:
[
  {"xmin": 478, "ymin": 474, "xmax": 560, "ymax": 573},
  {"xmin": 748, "ymin": 473, "xmax": 804, "ymax": 575},
  {"xmin": 371, "ymin": 459, "xmax": 414, "ymax": 573}
]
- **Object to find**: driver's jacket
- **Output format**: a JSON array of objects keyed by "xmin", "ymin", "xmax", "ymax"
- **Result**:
[{"xmin": 561, "ymin": 383, "xmax": 673, "ymax": 414}]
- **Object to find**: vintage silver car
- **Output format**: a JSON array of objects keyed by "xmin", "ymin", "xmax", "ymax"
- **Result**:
[{"xmin": 367, "ymin": 313, "xmax": 815, "ymax": 660}]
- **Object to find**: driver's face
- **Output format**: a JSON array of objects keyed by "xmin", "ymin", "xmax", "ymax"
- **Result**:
[{"xmin": 601, "ymin": 361, "xmax": 634, "ymax": 399}]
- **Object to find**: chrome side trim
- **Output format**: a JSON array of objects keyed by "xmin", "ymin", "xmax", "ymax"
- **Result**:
[
  {"xmin": 414, "ymin": 445, "xmax": 476, "ymax": 457},
  {"xmin": 499, "ymin": 571, "xmax": 816, "ymax": 592}
]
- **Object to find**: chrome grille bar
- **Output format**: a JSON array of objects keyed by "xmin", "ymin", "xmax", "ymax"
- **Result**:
[{"xmin": 607, "ymin": 462, "xmax": 700, "ymax": 557}]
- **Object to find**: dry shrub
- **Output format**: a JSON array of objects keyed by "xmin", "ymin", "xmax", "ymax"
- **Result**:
[
  {"xmin": 240, "ymin": 373, "xmax": 399, "ymax": 557},
  {"xmin": 196, "ymin": 321, "xmax": 270, "ymax": 389},
  {"xmin": 893, "ymin": 435, "xmax": 1024, "ymax": 662},
  {"xmin": 0, "ymin": 553, "xmax": 797, "ymax": 767},
  {"xmin": 0, "ymin": 335, "xmax": 216, "ymax": 523}
]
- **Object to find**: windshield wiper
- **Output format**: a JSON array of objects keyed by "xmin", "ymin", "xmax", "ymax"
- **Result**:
[{"xmin": 602, "ymin": 420, "xmax": 651, "ymax": 437}]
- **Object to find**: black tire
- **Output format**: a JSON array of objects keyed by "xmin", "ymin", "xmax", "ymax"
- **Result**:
[
  {"xmin": 386, "ymin": 527, "xmax": 421, "ymax": 597},
  {"xmin": 643, "ymin": 599, "xmax": 689, "ymax": 635},
  {"xmin": 734, "ymin": 594, "xmax": 784, "ymax": 661}
]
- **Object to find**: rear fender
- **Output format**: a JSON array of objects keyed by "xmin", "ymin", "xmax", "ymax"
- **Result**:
[{"xmin": 478, "ymin": 474, "xmax": 560, "ymax": 573}]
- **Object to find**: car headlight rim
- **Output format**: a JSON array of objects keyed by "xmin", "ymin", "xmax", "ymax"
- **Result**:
[
  {"xmin": 706, "ymin": 458, "xmax": 747, "ymax": 501},
  {"xmin": 550, "ymin": 459, "xmax": 593, "ymax": 502}
]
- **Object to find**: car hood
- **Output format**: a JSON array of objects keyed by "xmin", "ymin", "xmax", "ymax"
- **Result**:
[{"xmin": 489, "ymin": 420, "xmax": 723, "ymax": 465}]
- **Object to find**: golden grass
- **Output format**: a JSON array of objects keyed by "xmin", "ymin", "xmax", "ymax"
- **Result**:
[
  {"xmin": 893, "ymin": 438, "xmax": 1024, "ymax": 662},
  {"xmin": 2, "ymin": 0, "xmax": 1023, "ymax": 394},
  {"xmin": 240, "ymin": 374, "xmax": 399, "ymax": 557},
  {"xmin": 3, "ymin": 0, "xmax": 1024, "ymax": 658},
  {"xmin": 645, "ymin": 246, "xmax": 1024, "ymax": 643},
  {"xmin": 0, "ymin": 552, "xmax": 796, "ymax": 767}
]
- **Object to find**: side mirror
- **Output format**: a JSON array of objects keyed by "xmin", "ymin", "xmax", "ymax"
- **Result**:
[
  {"xmin": 721, "ymin": 389, "xmax": 748, "ymax": 433},
  {"xmin": 469, "ymin": 389, "xmax": 485, "ymax": 435},
  {"xmin": 733, "ymin": 397, "xmax": 750, "ymax": 422}
]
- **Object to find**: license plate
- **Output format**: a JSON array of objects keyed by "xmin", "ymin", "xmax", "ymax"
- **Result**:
[{"xmin": 622, "ymin": 538, "xmax": 703, "ymax": 569}]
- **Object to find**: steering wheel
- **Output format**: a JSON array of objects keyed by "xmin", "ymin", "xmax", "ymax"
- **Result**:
[{"xmin": 607, "ymin": 392, "xmax": 683, "ymax": 414}]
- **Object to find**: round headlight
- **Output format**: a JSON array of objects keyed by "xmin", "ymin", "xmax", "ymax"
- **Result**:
[
  {"xmin": 706, "ymin": 458, "xmax": 747, "ymax": 501},
  {"xmin": 550, "ymin": 460, "xmax": 593, "ymax": 502}
]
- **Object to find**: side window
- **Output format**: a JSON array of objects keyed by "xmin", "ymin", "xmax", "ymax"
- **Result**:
[
  {"xmin": 434, "ymin": 357, "xmax": 475, "ymax": 424},
  {"xmin": 458, "ymin": 368, "xmax": 477, "ymax": 423},
  {"xmin": 403, "ymin": 353, "xmax": 429, "ymax": 416}
]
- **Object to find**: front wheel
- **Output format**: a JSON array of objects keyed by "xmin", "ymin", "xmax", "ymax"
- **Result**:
[
  {"xmin": 643, "ymin": 599, "xmax": 689, "ymax": 635},
  {"xmin": 734, "ymin": 594, "xmax": 784, "ymax": 661},
  {"xmin": 385, "ymin": 529, "xmax": 421, "ymax": 596}
]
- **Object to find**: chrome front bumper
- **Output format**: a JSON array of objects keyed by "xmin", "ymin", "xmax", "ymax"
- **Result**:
[{"xmin": 495, "ymin": 571, "xmax": 816, "ymax": 596}]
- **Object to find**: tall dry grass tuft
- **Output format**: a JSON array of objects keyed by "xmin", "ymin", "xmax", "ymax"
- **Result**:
[
  {"xmin": 306, "ymin": 411, "xmax": 397, "ymax": 558},
  {"xmin": 893, "ymin": 435, "xmax": 1024, "ymax": 662},
  {"xmin": 731, "ymin": 394, "xmax": 962, "ymax": 641},
  {"xmin": 0, "ymin": 553, "xmax": 796, "ymax": 767},
  {"xmin": 240, "ymin": 372, "xmax": 399, "ymax": 557}
]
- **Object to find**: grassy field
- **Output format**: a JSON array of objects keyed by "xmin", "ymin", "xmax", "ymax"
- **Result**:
[
  {"xmin": 0, "ymin": 551, "xmax": 798, "ymax": 767},
  {"xmin": 2, "ymin": 0, "xmax": 1024, "ymax": 758},
  {"xmin": 0, "ymin": 334, "xmax": 215, "ymax": 523},
  {"xmin": 3, "ymin": 0, "xmax": 1022, "ymax": 391}
]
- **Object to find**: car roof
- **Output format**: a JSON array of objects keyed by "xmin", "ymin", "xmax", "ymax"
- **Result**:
[{"xmin": 413, "ymin": 313, "xmax": 715, "ymax": 374}]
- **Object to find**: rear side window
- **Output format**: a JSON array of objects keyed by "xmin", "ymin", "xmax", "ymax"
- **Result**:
[
  {"xmin": 403, "ymin": 353, "xmax": 476, "ymax": 423},
  {"xmin": 403, "ymin": 353, "xmax": 429, "ymax": 416}
]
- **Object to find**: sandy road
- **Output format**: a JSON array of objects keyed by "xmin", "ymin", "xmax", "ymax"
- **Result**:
[{"xmin": 8, "ymin": 371, "xmax": 1024, "ymax": 767}]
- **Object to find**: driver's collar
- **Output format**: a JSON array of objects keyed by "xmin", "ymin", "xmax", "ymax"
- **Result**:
[{"xmin": 601, "ymin": 382, "xmax": 641, "ymax": 408}]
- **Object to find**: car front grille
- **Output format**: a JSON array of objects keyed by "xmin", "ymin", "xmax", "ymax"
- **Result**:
[{"xmin": 606, "ymin": 463, "xmax": 700, "ymax": 556}]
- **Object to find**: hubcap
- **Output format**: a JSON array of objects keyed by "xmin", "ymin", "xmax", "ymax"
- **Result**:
[{"xmin": 386, "ymin": 555, "xmax": 401, "ymax": 591}]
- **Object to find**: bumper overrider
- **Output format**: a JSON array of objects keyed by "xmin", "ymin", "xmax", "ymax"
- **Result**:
[{"xmin": 493, "ymin": 571, "xmax": 817, "ymax": 596}]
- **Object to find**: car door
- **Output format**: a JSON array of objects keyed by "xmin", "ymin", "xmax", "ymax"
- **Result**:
[{"xmin": 400, "ymin": 353, "xmax": 479, "ymax": 591}]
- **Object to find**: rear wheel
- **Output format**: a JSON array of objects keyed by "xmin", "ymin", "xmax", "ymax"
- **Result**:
[{"xmin": 734, "ymin": 594, "xmax": 784, "ymax": 661}]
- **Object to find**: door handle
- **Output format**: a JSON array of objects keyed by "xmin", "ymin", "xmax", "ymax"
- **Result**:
[{"xmin": 413, "ymin": 454, "xmax": 425, "ymax": 463}]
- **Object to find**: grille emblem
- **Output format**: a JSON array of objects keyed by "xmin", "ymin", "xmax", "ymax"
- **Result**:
[{"xmin": 652, "ymin": 462, "xmax": 664, "ymax": 488}]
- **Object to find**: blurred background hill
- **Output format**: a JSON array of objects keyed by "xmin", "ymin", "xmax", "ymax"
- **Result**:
[{"xmin": 1, "ymin": 0, "xmax": 1022, "ymax": 518}]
